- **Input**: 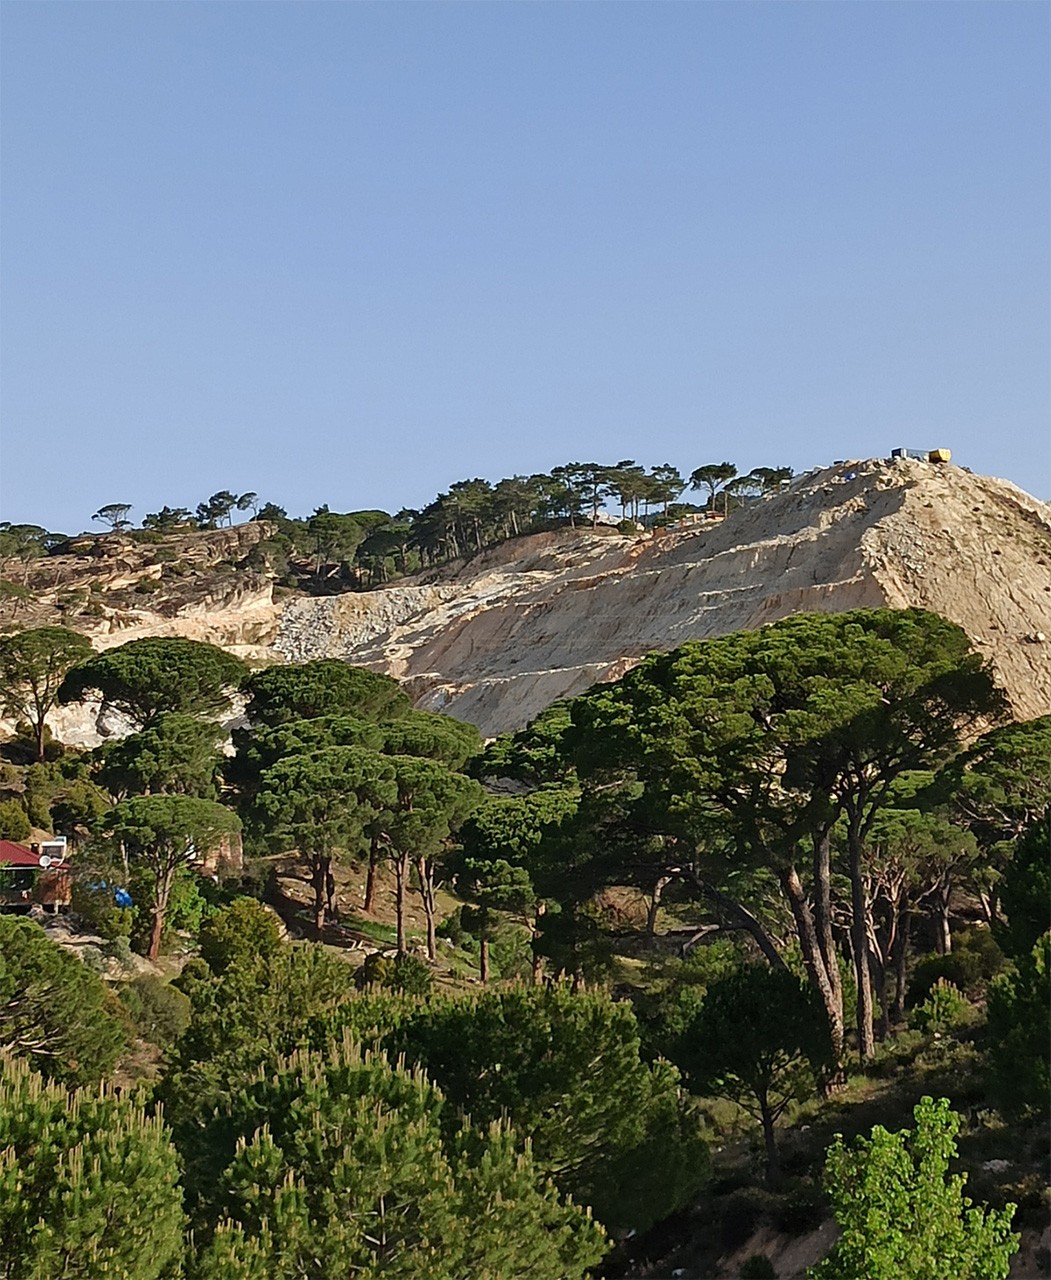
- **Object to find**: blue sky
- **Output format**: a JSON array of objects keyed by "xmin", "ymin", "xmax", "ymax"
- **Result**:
[{"xmin": 2, "ymin": 1, "xmax": 1048, "ymax": 532}]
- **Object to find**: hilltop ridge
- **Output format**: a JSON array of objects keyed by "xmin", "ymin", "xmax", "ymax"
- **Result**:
[
  {"xmin": 4, "ymin": 457, "xmax": 1049, "ymax": 742},
  {"xmin": 273, "ymin": 456, "xmax": 1051, "ymax": 734}
]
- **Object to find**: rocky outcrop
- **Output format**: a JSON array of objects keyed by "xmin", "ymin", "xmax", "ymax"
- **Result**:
[
  {"xmin": 271, "ymin": 458, "xmax": 1051, "ymax": 735},
  {"xmin": 0, "ymin": 522, "xmax": 284, "ymax": 660},
  {"xmin": 11, "ymin": 458, "xmax": 1051, "ymax": 746}
]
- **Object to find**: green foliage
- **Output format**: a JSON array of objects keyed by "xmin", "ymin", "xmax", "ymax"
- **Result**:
[
  {"xmin": 119, "ymin": 976, "xmax": 192, "ymax": 1047},
  {"xmin": 672, "ymin": 963, "xmax": 831, "ymax": 1184},
  {"xmin": 130, "ymin": 863, "xmax": 212, "ymax": 953},
  {"xmin": 0, "ymin": 1056, "xmax": 185, "ymax": 1278},
  {"xmin": 248, "ymin": 745, "xmax": 397, "ymax": 927},
  {"xmin": 0, "ymin": 626, "xmax": 93, "ymax": 761},
  {"xmin": 388, "ymin": 951, "xmax": 432, "ymax": 994},
  {"xmin": 243, "ymin": 659, "xmax": 409, "ymax": 728},
  {"xmin": 60, "ymin": 636, "xmax": 247, "ymax": 727},
  {"xmin": 473, "ymin": 702, "xmax": 576, "ymax": 785},
  {"xmin": 388, "ymin": 983, "xmax": 708, "ymax": 1232},
  {"xmin": 933, "ymin": 716, "xmax": 1051, "ymax": 851},
  {"xmin": 71, "ymin": 877, "xmax": 134, "ymax": 941},
  {"xmin": 0, "ymin": 798, "xmax": 30, "ymax": 841},
  {"xmin": 198, "ymin": 898, "xmax": 283, "ymax": 974},
  {"xmin": 906, "ymin": 926, "xmax": 1004, "ymax": 1005},
  {"xmin": 908, "ymin": 979, "xmax": 974, "ymax": 1033},
  {"xmin": 355, "ymin": 950, "xmax": 432, "ymax": 995},
  {"xmin": 95, "ymin": 713, "xmax": 224, "ymax": 798},
  {"xmin": 635, "ymin": 938, "xmax": 744, "ymax": 1060},
  {"xmin": 21, "ymin": 763, "xmax": 55, "ymax": 830},
  {"xmin": 353, "ymin": 951, "xmax": 394, "ymax": 990},
  {"xmin": 740, "ymin": 1255, "xmax": 777, "ymax": 1279},
  {"xmin": 986, "ymin": 931, "xmax": 1051, "ymax": 1122},
  {"xmin": 809, "ymin": 1096, "xmax": 1018, "ymax": 1280},
  {"xmin": 226, "ymin": 714, "xmax": 385, "ymax": 799},
  {"xmin": 378, "ymin": 708, "xmax": 482, "ymax": 769},
  {"xmin": 48, "ymin": 777, "xmax": 110, "ymax": 838},
  {"xmin": 187, "ymin": 1037, "xmax": 607, "ymax": 1280},
  {"xmin": 995, "ymin": 810, "xmax": 1050, "ymax": 962},
  {"xmin": 0, "ymin": 915, "xmax": 126, "ymax": 1084},
  {"xmin": 102, "ymin": 794, "xmax": 241, "ymax": 959}
]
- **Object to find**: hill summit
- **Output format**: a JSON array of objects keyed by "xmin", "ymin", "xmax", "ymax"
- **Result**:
[
  {"xmin": 273, "ymin": 456, "xmax": 1051, "ymax": 735},
  {"xmin": 6, "ymin": 456, "xmax": 1050, "ymax": 743}
]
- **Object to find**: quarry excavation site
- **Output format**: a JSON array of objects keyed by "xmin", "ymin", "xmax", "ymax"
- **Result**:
[{"xmin": 10, "ymin": 455, "xmax": 1051, "ymax": 745}]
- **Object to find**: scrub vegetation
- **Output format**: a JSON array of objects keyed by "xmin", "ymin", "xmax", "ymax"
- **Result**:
[{"xmin": 0, "ymin": 605, "xmax": 1047, "ymax": 1277}]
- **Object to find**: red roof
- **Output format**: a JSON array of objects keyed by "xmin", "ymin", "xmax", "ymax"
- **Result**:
[{"xmin": 0, "ymin": 840, "xmax": 69, "ymax": 871}]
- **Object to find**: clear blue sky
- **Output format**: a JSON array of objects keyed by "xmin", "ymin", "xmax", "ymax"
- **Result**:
[{"xmin": 2, "ymin": 1, "xmax": 1048, "ymax": 532}]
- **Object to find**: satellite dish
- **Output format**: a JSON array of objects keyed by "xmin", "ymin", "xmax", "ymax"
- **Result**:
[{"xmin": 38, "ymin": 854, "xmax": 52, "ymax": 869}]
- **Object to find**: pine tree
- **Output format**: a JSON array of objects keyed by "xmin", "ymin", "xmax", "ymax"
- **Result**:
[
  {"xmin": 188, "ymin": 1036, "xmax": 606, "ymax": 1280},
  {"xmin": 0, "ymin": 1056, "xmax": 185, "ymax": 1279}
]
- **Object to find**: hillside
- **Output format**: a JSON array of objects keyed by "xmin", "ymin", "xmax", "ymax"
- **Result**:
[
  {"xmin": 274, "ymin": 456, "xmax": 1051, "ymax": 735},
  {"xmin": 4, "ymin": 456, "xmax": 1050, "ymax": 742}
]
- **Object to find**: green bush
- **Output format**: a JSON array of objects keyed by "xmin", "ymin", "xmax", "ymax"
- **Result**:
[
  {"xmin": 0, "ymin": 798, "xmax": 30, "ymax": 842},
  {"xmin": 0, "ymin": 915, "xmax": 127, "ymax": 1084},
  {"xmin": 986, "ymin": 932, "xmax": 1051, "ymax": 1121},
  {"xmin": 391, "ymin": 951, "xmax": 432, "ymax": 995},
  {"xmin": 72, "ymin": 879, "xmax": 134, "ymax": 941},
  {"xmin": 354, "ymin": 950, "xmax": 432, "ymax": 995},
  {"xmin": 741, "ymin": 1255, "xmax": 777, "ymax": 1279},
  {"xmin": 909, "ymin": 980, "xmax": 974, "ymax": 1033},
  {"xmin": 0, "ymin": 1057, "xmax": 186, "ymax": 1278},
  {"xmin": 120, "ymin": 976, "xmax": 192, "ymax": 1047},
  {"xmin": 809, "ymin": 1096, "xmax": 1018, "ymax": 1280},
  {"xmin": 908, "ymin": 929, "xmax": 1003, "ymax": 1006},
  {"xmin": 198, "ymin": 897, "xmax": 283, "ymax": 974},
  {"xmin": 354, "ymin": 951, "xmax": 393, "ymax": 989}
]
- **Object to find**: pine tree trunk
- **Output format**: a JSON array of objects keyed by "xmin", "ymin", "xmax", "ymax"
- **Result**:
[
  {"xmin": 934, "ymin": 882, "xmax": 953, "ymax": 954},
  {"xmin": 394, "ymin": 851, "xmax": 408, "ymax": 953},
  {"xmin": 892, "ymin": 907, "xmax": 911, "ymax": 1024},
  {"xmin": 414, "ymin": 855, "xmax": 437, "ymax": 963},
  {"xmin": 147, "ymin": 864, "xmax": 175, "ymax": 962},
  {"xmin": 781, "ymin": 864, "xmax": 846, "ymax": 1078},
  {"xmin": 531, "ymin": 901, "xmax": 546, "ymax": 985},
  {"xmin": 363, "ymin": 839, "xmax": 379, "ymax": 913},
  {"xmin": 311, "ymin": 855, "xmax": 328, "ymax": 932},
  {"xmin": 813, "ymin": 831, "xmax": 843, "ymax": 1018},
  {"xmin": 692, "ymin": 872, "xmax": 787, "ymax": 971},
  {"xmin": 479, "ymin": 935, "xmax": 490, "ymax": 983},
  {"xmin": 847, "ymin": 827, "xmax": 876, "ymax": 1059},
  {"xmin": 646, "ymin": 874, "xmax": 673, "ymax": 942}
]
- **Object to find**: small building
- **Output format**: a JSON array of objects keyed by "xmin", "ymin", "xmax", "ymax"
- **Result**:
[{"xmin": 0, "ymin": 839, "xmax": 72, "ymax": 912}]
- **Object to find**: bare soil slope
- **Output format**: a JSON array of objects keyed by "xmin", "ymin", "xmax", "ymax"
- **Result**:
[{"xmin": 275, "ymin": 458, "xmax": 1051, "ymax": 735}]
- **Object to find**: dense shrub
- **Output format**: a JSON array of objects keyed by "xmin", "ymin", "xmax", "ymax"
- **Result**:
[
  {"xmin": 909, "ymin": 980, "xmax": 974, "ymax": 1033},
  {"xmin": 120, "ymin": 976, "xmax": 192, "ymax": 1047},
  {"xmin": 0, "ymin": 799, "xmax": 31, "ymax": 842},
  {"xmin": 0, "ymin": 915, "xmax": 126, "ymax": 1084},
  {"xmin": 0, "ymin": 1057, "xmax": 185, "ymax": 1278},
  {"xmin": 187, "ymin": 1038, "xmax": 607, "ymax": 1280},
  {"xmin": 197, "ymin": 897, "xmax": 282, "ymax": 974},
  {"xmin": 907, "ymin": 928, "xmax": 1003, "ymax": 1006}
]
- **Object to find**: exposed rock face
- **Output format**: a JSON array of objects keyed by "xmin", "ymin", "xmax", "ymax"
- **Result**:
[
  {"xmin": 273, "ymin": 458, "xmax": 1051, "ymax": 736},
  {"xmin": 0, "ymin": 522, "xmax": 284, "ymax": 660},
  {"xmin": 10, "ymin": 459, "xmax": 1051, "ymax": 746}
]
